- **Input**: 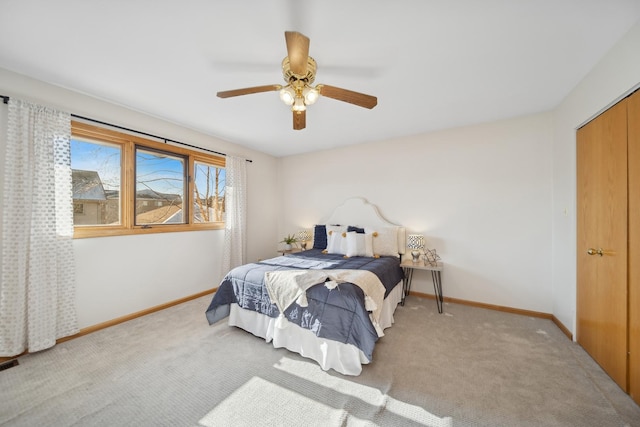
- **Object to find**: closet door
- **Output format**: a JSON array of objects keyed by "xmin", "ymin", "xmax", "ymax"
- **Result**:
[
  {"xmin": 629, "ymin": 90, "xmax": 640, "ymax": 403},
  {"xmin": 576, "ymin": 98, "xmax": 628, "ymax": 391}
]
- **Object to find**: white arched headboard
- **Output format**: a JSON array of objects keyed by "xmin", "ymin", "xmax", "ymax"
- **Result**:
[{"xmin": 321, "ymin": 197, "xmax": 406, "ymax": 255}]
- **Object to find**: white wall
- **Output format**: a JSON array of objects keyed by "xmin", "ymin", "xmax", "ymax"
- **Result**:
[
  {"xmin": 0, "ymin": 68, "xmax": 280, "ymax": 329},
  {"xmin": 278, "ymin": 112, "xmax": 554, "ymax": 314},
  {"xmin": 551, "ymin": 21, "xmax": 640, "ymax": 334}
]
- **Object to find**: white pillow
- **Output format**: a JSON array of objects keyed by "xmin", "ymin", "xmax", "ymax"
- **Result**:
[
  {"xmin": 366, "ymin": 226, "xmax": 399, "ymax": 257},
  {"xmin": 326, "ymin": 228, "xmax": 347, "ymax": 254},
  {"xmin": 346, "ymin": 231, "xmax": 374, "ymax": 257},
  {"xmin": 325, "ymin": 225, "xmax": 347, "ymax": 253},
  {"xmin": 326, "ymin": 224, "xmax": 347, "ymax": 239}
]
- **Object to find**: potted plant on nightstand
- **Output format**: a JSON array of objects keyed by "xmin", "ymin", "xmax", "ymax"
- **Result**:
[{"xmin": 280, "ymin": 234, "xmax": 298, "ymax": 251}]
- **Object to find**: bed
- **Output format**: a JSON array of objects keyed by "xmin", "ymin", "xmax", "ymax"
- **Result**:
[{"xmin": 205, "ymin": 197, "xmax": 406, "ymax": 375}]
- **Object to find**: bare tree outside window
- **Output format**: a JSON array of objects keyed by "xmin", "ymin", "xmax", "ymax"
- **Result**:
[{"xmin": 194, "ymin": 161, "xmax": 226, "ymax": 223}]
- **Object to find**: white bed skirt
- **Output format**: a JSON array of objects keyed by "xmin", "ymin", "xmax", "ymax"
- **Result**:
[{"xmin": 228, "ymin": 282, "xmax": 403, "ymax": 376}]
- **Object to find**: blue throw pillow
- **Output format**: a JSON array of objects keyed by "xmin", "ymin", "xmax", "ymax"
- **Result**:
[
  {"xmin": 347, "ymin": 225, "xmax": 365, "ymax": 233},
  {"xmin": 313, "ymin": 224, "xmax": 327, "ymax": 249}
]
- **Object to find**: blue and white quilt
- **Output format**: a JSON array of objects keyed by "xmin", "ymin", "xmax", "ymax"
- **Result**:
[{"xmin": 205, "ymin": 249, "xmax": 404, "ymax": 361}]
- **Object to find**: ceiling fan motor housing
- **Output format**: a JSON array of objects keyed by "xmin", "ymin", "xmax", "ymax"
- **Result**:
[{"xmin": 282, "ymin": 56, "xmax": 317, "ymax": 84}]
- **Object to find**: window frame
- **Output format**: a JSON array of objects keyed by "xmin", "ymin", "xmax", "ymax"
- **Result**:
[
  {"xmin": 134, "ymin": 144, "xmax": 188, "ymax": 227},
  {"xmin": 71, "ymin": 121, "xmax": 225, "ymax": 239}
]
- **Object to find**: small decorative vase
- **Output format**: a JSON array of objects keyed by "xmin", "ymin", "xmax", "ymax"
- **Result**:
[{"xmin": 284, "ymin": 243, "xmax": 292, "ymax": 251}]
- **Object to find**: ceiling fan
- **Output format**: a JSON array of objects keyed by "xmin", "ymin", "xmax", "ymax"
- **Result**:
[{"xmin": 216, "ymin": 31, "xmax": 378, "ymax": 130}]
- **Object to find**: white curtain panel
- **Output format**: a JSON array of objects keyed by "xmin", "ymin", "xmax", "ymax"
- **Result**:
[
  {"xmin": 221, "ymin": 155, "xmax": 247, "ymax": 276},
  {"xmin": 0, "ymin": 99, "xmax": 78, "ymax": 356}
]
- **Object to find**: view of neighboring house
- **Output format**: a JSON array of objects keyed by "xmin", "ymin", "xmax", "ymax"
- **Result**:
[
  {"xmin": 135, "ymin": 189, "xmax": 184, "ymax": 224},
  {"xmin": 73, "ymin": 169, "xmax": 183, "ymax": 225},
  {"xmin": 72, "ymin": 169, "xmax": 223, "ymax": 225},
  {"xmin": 72, "ymin": 169, "xmax": 112, "ymax": 225}
]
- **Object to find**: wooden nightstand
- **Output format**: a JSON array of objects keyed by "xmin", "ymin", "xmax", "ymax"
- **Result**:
[
  {"xmin": 278, "ymin": 248, "xmax": 302, "ymax": 256},
  {"xmin": 400, "ymin": 259, "xmax": 444, "ymax": 313}
]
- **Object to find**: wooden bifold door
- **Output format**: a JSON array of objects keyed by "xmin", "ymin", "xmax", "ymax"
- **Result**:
[{"xmin": 577, "ymin": 89, "xmax": 640, "ymax": 405}]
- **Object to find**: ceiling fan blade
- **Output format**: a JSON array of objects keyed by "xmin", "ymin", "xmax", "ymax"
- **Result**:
[
  {"xmin": 293, "ymin": 110, "xmax": 306, "ymax": 130},
  {"xmin": 317, "ymin": 84, "xmax": 378, "ymax": 109},
  {"xmin": 217, "ymin": 84, "xmax": 282, "ymax": 98},
  {"xmin": 285, "ymin": 31, "xmax": 310, "ymax": 77}
]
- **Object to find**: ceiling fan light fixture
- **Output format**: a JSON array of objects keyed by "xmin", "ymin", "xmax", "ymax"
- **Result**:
[
  {"xmin": 303, "ymin": 85, "xmax": 319, "ymax": 105},
  {"xmin": 292, "ymin": 96, "xmax": 306, "ymax": 112},
  {"xmin": 279, "ymin": 85, "xmax": 295, "ymax": 105}
]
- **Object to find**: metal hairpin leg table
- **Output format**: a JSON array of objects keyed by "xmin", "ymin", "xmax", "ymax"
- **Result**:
[{"xmin": 400, "ymin": 260, "xmax": 444, "ymax": 313}]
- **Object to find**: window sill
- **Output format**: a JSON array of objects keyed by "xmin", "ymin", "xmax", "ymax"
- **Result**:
[{"xmin": 73, "ymin": 222, "xmax": 224, "ymax": 239}]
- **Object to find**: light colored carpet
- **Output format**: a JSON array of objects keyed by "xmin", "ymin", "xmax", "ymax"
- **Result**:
[{"xmin": 1, "ymin": 295, "xmax": 639, "ymax": 426}]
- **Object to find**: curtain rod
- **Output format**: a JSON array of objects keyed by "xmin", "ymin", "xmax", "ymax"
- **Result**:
[{"xmin": 1, "ymin": 94, "xmax": 252, "ymax": 163}]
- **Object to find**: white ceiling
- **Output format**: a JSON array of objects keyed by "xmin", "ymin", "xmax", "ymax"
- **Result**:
[{"xmin": 1, "ymin": 1, "xmax": 640, "ymax": 157}]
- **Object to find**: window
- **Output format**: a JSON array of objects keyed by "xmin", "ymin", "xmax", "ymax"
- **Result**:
[
  {"xmin": 71, "ymin": 121, "xmax": 225, "ymax": 238},
  {"xmin": 194, "ymin": 160, "xmax": 226, "ymax": 223},
  {"xmin": 135, "ymin": 147, "xmax": 186, "ymax": 225},
  {"xmin": 70, "ymin": 137, "xmax": 121, "ymax": 226}
]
